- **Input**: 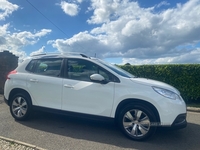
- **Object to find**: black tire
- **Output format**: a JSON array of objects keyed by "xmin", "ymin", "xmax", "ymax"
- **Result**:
[
  {"xmin": 10, "ymin": 93, "xmax": 32, "ymax": 121},
  {"xmin": 118, "ymin": 104, "xmax": 157, "ymax": 141}
]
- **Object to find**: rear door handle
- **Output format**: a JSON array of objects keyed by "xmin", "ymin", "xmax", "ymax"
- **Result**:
[
  {"xmin": 30, "ymin": 79, "xmax": 38, "ymax": 83},
  {"xmin": 64, "ymin": 84, "xmax": 74, "ymax": 89}
]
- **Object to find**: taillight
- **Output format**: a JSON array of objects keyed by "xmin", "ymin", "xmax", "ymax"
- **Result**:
[{"xmin": 7, "ymin": 70, "xmax": 17, "ymax": 79}]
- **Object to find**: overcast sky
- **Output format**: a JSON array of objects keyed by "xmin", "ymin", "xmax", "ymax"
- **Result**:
[{"xmin": 0, "ymin": 0, "xmax": 200, "ymax": 64}]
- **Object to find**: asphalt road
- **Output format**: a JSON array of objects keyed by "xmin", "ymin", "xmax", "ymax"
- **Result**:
[{"xmin": 1, "ymin": 96, "xmax": 200, "ymax": 150}]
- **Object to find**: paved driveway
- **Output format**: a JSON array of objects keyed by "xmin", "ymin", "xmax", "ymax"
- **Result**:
[{"xmin": 0, "ymin": 95, "xmax": 200, "ymax": 150}]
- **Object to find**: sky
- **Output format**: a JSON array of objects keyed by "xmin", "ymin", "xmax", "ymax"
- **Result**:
[{"xmin": 0, "ymin": 0, "xmax": 200, "ymax": 64}]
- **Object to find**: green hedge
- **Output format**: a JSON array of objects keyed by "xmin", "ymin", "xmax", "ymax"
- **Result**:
[{"xmin": 119, "ymin": 64, "xmax": 200, "ymax": 103}]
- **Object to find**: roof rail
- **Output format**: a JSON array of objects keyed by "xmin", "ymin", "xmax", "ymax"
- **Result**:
[
  {"xmin": 61, "ymin": 52, "xmax": 89, "ymax": 58},
  {"xmin": 30, "ymin": 52, "xmax": 62, "ymax": 57},
  {"xmin": 30, "ymin": 53, "xmax": 47, "ymax": 57},
  {"xmin": 30, "ymin": 52, "xmax": 90, "ymax": 58}
]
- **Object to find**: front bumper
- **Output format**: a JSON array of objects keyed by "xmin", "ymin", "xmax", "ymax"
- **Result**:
[
  {"xmin": 170, "ymin": 113, "xmax": 187, "ymax": 129},
  {"xmin": 160, "ymin": 113, "xmax": 187, "ymax": 130}
]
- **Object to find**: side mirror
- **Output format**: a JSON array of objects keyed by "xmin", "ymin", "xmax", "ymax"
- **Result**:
[{"xmin": 90, "ymin": 74, "xmax": 108, "ymax": 84}]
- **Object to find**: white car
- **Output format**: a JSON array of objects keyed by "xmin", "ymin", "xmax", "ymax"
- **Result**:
[{"xmin": 4, "ymin": 53, "xmax": 187, "ymax": 140}]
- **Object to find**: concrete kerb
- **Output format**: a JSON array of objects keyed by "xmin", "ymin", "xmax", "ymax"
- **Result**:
[
  {"xmin": 0, "ymin": 136, "xmax": 46, "ymax": 150},
  {"xmin": 187, "ymin": 107, "xmax": 200, "ymax": 113}
]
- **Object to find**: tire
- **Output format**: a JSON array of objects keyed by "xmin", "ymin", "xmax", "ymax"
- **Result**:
[
  {"xmin": 10, "ymin": 93, "xmax": 32, "ymax": 121},
  {"xmin": 118, "ymin": 104, "xmax": 157, "ymax": 141}
]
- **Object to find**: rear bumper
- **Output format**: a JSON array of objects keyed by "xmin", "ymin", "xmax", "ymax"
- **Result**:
[{"xmin": 4, "ymin": 96, "xmax": 9, "ymax": 106}]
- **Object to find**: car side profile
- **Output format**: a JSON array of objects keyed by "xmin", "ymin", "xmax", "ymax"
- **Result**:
[{"xmin": 4, "ymin": 53, "xmax": 187, "ymax": 141}]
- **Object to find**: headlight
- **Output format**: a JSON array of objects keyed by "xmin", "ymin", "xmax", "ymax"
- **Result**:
[{"xmin": 152, "ymin": 86, "xmax": 181, "ymax": 100}]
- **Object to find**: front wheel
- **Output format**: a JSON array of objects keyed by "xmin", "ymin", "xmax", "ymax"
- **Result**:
[
  {"xmin": 118, "ymin": 104, "xmax": 157, "ymax": 141},
  {"xmin": 10, "ymin": 93, "xmax": 32, "ymax": 121}
]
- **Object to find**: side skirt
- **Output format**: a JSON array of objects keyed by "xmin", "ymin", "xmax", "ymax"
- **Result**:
[{"xmin": 32, "ymin": 106, "xmax": 115, "ymax": 122}]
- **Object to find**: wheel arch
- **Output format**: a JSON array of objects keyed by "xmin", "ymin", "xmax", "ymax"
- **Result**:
[
  {"xmin": 8, "ymin": 88, "xmax": 32, "ymax": 106},
  {"xmin": 115, "ymin": 99, "xmax": 160, "ymax": 123}
]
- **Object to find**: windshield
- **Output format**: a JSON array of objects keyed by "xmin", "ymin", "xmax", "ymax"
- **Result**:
[{"xmin": 95, "ymin": 59, "xmax": 135, "ymax": 78}]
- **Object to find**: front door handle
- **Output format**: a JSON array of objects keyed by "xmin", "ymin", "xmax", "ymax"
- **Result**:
[{"xmin": 64, "ymin": 84, "xmax": 74, "ymax": 89}]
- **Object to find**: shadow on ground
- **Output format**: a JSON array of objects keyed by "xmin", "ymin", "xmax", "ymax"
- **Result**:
[{"xmin": 17, "ymin": 111, "xmax": 200, "ymax": 150}]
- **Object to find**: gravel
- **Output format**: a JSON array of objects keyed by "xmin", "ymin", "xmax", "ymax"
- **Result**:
[
  {"xmin": 0, "ymin": 139, "xmax": 36, "ymax": 150},
  {"xmin": 0, "ymin": 137, "xmax": 46, "ymax": 150}
]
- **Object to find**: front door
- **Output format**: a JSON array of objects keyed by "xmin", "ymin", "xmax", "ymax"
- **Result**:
[{"xmin": 62, "ymin": 58, "xmax": 115, "ymax": 117}]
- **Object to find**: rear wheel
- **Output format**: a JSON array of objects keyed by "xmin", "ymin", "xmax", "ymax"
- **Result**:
[
  {"xmin": 118, "ymin": 104, "xmax": 157, "ymax": 141},
  {"xmin": 10, "ymin": 93, "xmax": 32, "ymax": 121}
]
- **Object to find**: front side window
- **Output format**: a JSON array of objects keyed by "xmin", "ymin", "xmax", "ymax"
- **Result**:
[
  {"xmin": 34, "ymin": 59, "xmax": 63, "ymax": 77},
  {"xmin": 66, "ymin": 59, "xmax": 117, "ymax": 82}
]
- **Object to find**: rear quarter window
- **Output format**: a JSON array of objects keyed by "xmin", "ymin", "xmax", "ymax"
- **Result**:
[{"xmin": 26, "ymin": 59, "xmax": 37, "ymax": 72}]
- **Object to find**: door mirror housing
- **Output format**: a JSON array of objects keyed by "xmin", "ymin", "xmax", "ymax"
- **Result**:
[{"xmin": 90, "ymin": 74, "xmax": 108, "ymax": 84}]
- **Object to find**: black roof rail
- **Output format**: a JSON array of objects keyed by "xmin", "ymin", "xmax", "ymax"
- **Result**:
[
  {"xmin": 60, "ymin": 52, "xmax": 90, "ymax": 58},
  {"xmin": 30, "ymin": 53, "xmax": 47, "ymax": 57},
  {"xmin": 80, "ymin": 53, "xmax": 89, "ymax": 58}
]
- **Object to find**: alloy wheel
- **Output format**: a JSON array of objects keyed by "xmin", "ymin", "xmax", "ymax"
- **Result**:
[
  {"xmin": 11, "ymin": 96, "xmax": 28, "ymax": 118},
  {"xmin": 122, "ymin": 109, "xmax": 151, "ymax": 137}
]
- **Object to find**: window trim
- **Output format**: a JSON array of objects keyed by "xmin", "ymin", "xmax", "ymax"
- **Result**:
[{"xmin": 64, "ymin": 58, "xmax": 120, "ymax": 83}]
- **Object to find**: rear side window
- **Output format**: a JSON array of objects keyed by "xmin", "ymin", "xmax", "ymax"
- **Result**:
[{"xmin": 26, "ymin": 59, "xmax": 63, "ymax": 77}]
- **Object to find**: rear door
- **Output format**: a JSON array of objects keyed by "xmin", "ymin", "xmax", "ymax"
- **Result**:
[{"xmin": 26, "ymin": 58, "xmax": 63, "ymax": 109}]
